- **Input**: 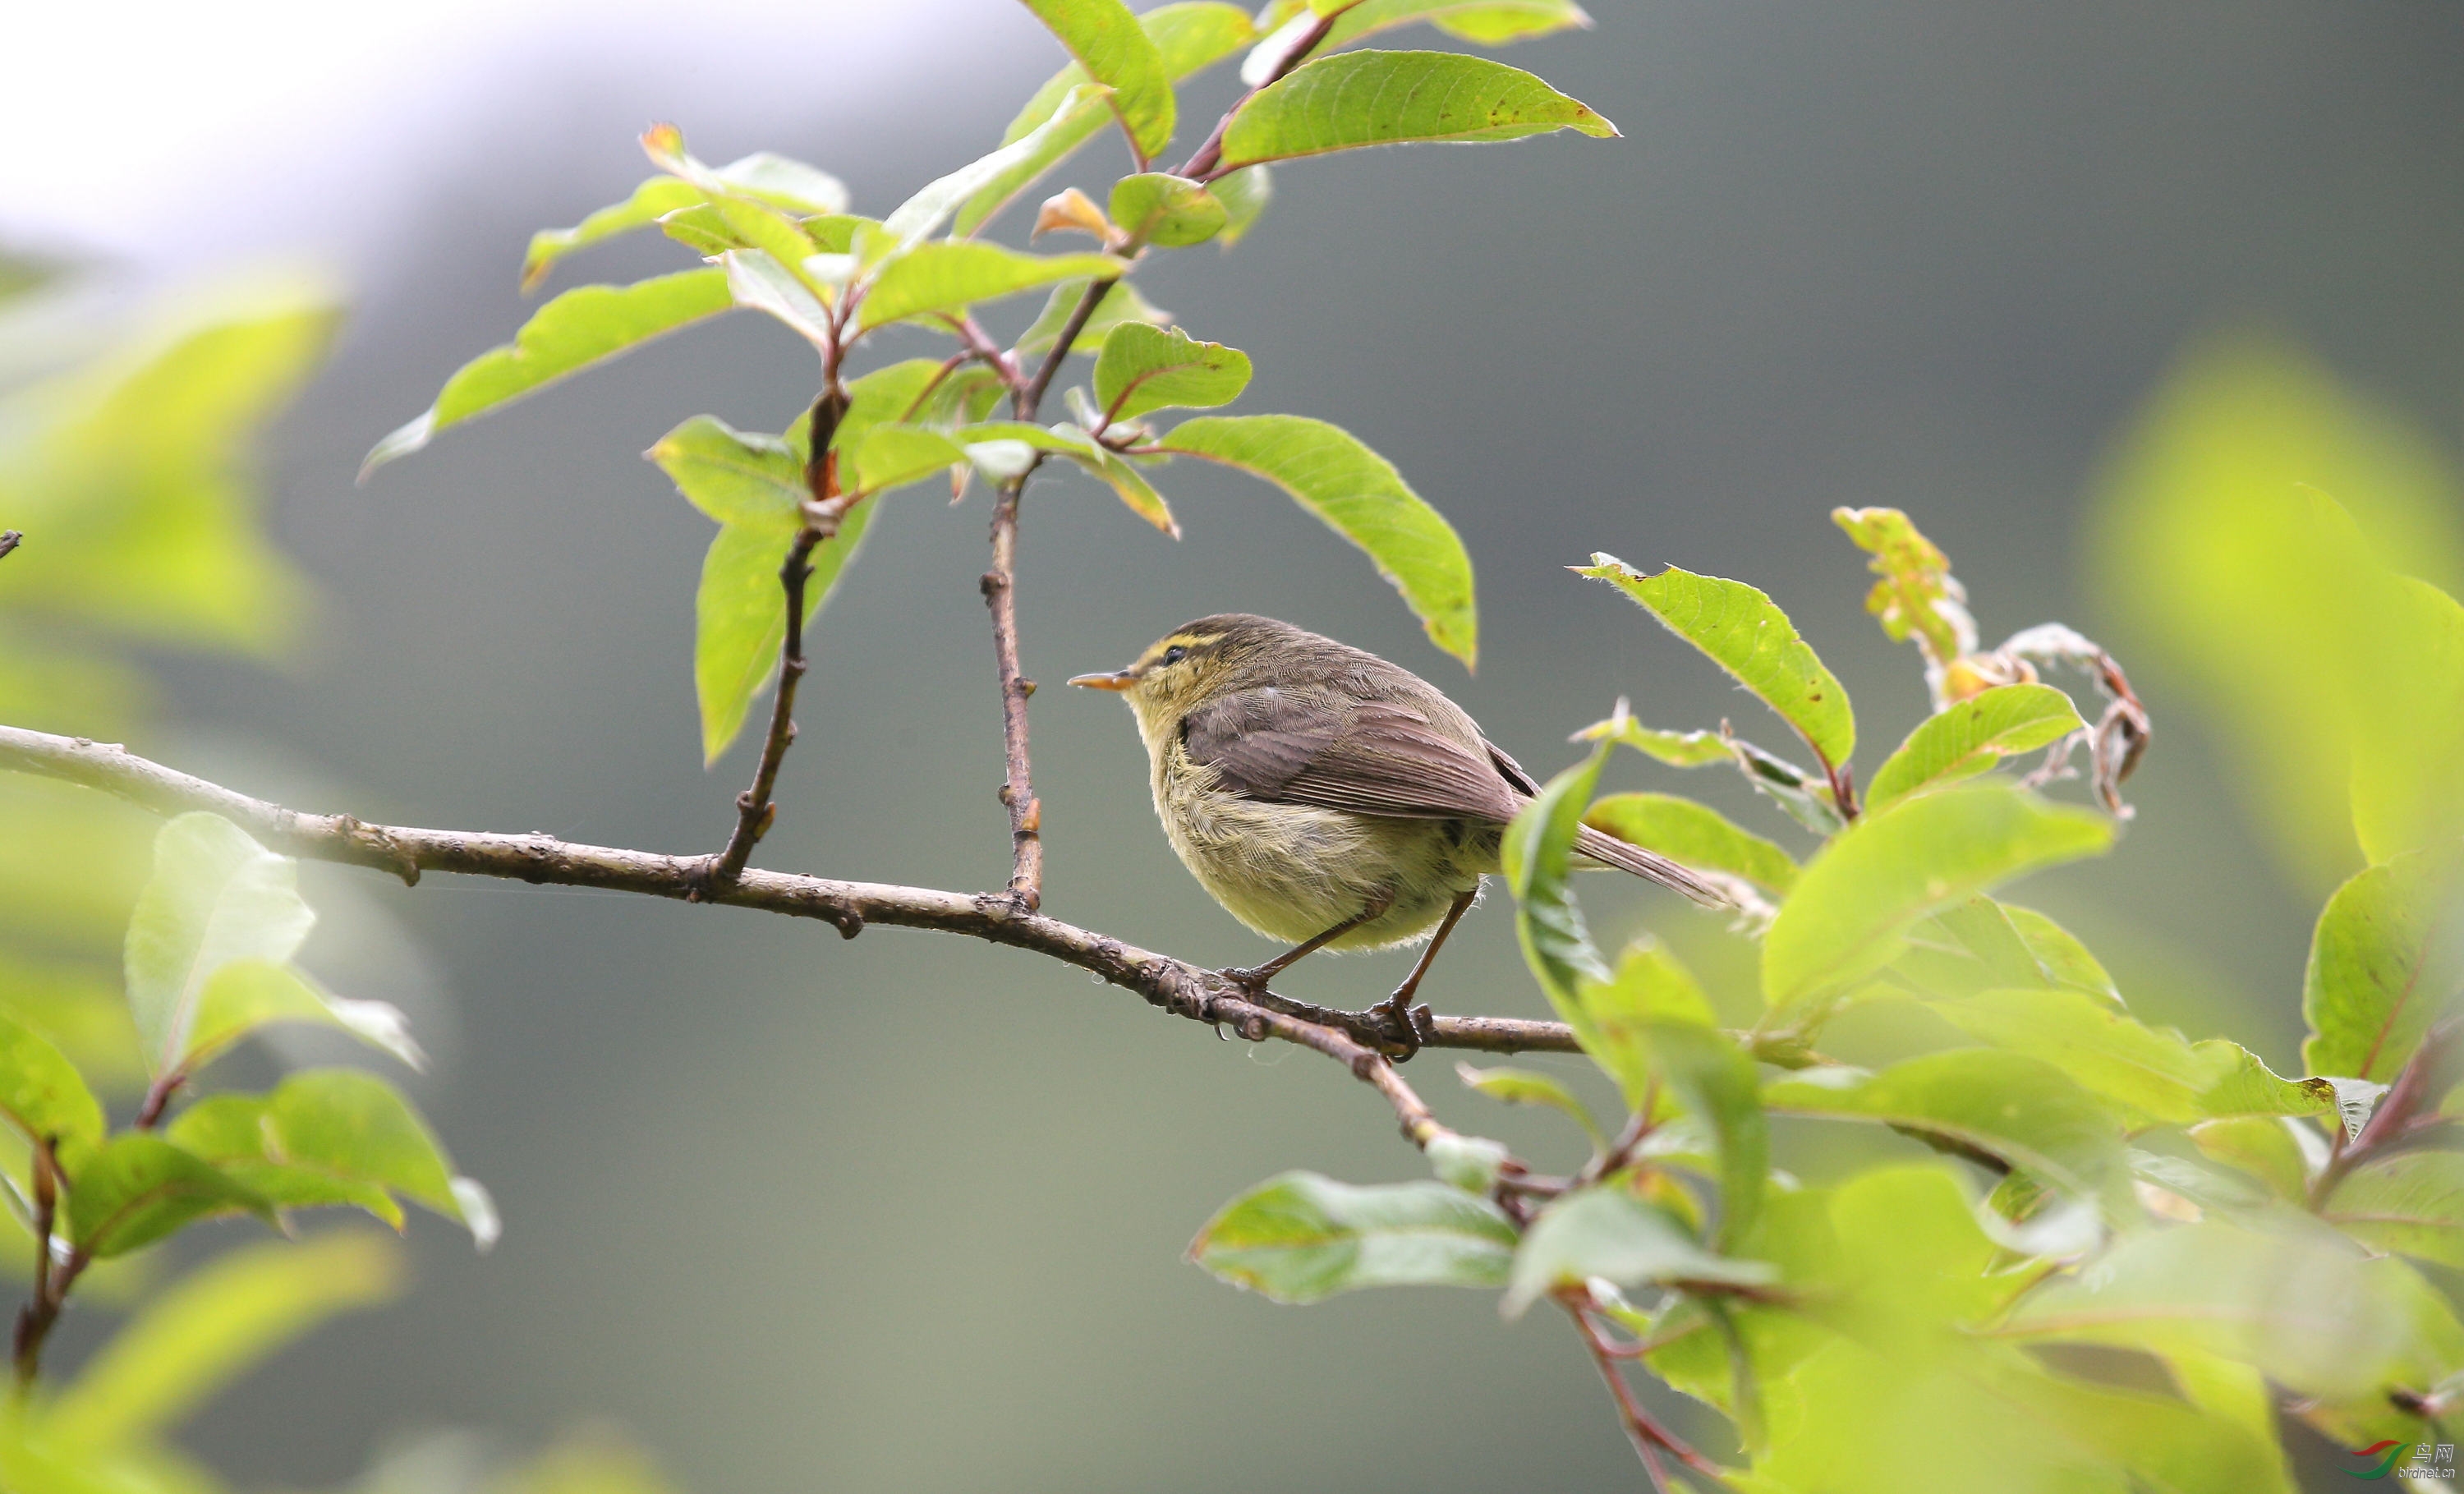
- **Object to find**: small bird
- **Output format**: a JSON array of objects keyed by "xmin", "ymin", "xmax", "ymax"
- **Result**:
[{"xmin": 1069, "ymin": 614, "xmax": 1721, "ymax": 1046}]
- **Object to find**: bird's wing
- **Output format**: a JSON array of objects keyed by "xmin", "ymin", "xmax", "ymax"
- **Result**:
[{"xmin": 1180, "ymin": 692, "xmax": 1524, "ymax": 823}]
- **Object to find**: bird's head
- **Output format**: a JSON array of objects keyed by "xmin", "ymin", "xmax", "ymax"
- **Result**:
[{"xmin": 1068, "ymin": 614, "xmax": 1302, "ymax": 734}]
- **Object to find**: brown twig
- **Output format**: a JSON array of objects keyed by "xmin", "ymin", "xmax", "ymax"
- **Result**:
[
  {"xmin": 11, "ymin": 1138, "xmax": 75, "ymax": 1394},
  {"xmin": 0, "ymin": 531, "xmax": 20, "ymax": 563},
  {"xmin": 0, "ymin": 725, "xmax": 1581, "ymax": 1064},
  {"xmin": 703, "ymin": 387, "xmax": 850, "ymax": 892},
  {"xmin": 1178, "ymin": 13, "xmax": 1337, "ymax": 182},
  {"xmin": 1562, "ymin": 1296, "xmax": 1731, "ymax": 1490}
]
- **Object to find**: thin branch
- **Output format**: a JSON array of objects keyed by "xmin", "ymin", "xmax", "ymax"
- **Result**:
[
  {"xmin": 981, "ymin": 484, "xmax": 1044, "ymax": 909},
  {"xmin": 703, "ymin": 387, "xmax": 849, "ymax": 891},
  {"xmin": 0, "ymin": 725, "xmax": 1581, "ymax": 1062},
  {"xmin": 1178, "ymin": 13, "xmax": 1337, "ymax": 182},
  {"xmin": 0, "ymin": 531, "xmax": 20, "ymax": 563},
  {"xmin": 1017, "ymin": 278, "xmax": 1115, "ymax": 424},
  {"xmin": 1562, "ymin": 1296, "xmax": 1731, "ymax": 1489}
]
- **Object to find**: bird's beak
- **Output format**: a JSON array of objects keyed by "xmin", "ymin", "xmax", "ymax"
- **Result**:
[{"xmin": 1067, "ymin": 669, "xmax": 1137, "ymax": 692}]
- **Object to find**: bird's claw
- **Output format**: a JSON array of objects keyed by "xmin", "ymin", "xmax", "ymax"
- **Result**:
[
  {"xmin": 1216, "ymin": 964, "xmax": 1277, "ymax": 993},
  {"xmin": 1372, "ymin": 994, "xmax": 1433, "ymax": 1060}
]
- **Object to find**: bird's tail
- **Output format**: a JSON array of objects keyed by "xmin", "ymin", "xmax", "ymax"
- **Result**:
[{"xmin": 1571, "ymin": 824, "xmax": 1729, "ymax": 909}]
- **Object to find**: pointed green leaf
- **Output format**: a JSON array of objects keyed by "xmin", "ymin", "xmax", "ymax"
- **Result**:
[
  {"xmin": 1322, "ymin": 0, "xmax": 1593, "ymax": 49},
  {"xmin": 1064, "ymin": 444, "xmax": 1180, "ymax": 535},
  {"xmin": 1766, "ymin": 1050, "xmax": 2125, "ymax": 1203},
  {"xmin": 1157, "ymin": 413, "xmax": 1474, "ymax": 665},
  {"xmin": 1503, "ymin": 1188, "xmax": 1772, "ymax": 1318},
  {"xmin": 1927, "ymin": 988, "xmax": 2333, "ymax": 1126},
  {"xmin": 2002, "ymin": 904, "xmax": 2123, "ymax": 1004},
  {"xmin": 687, "ymin": 498, "xmax": 877, "ymax": 765},
  {"xmin": 1107, "ymin": 172, "xmax": 1227, "ymax": 246},
  {"xmin": 1188, "ymin": 1171, "xmax": 1515, "ymax": 1303},
  {"xmin": 1455, "ymin": 1063, "xmax": 1603, "ymax": 1145},
  {"xmin": 958, "ymin": 4, "xmax": 1257, "ymax": 233},
  {"xmin": 882, "ymin": 84, "xmax": 1117, "ymax": 250},
  {"xmin": 0, "ymin": 1009, "xmax": 104, "ymax": 1156},
  {"xmin": 1020, "ymin": 0, "xmax": 1176, "ymax": 162},
  {"xmin": 45, "ymin": 1232, "xmax": 401, "ymax": 1449},
  {"xmin": 1092, "ymin": 322, "xmax": 1251, "ymax": 423},
  {"xmin": 1584, "ymin": 792, "xmax": 1797, "ymax": 894},
  {"xmin": 1216, "ymin": 50, "xmax": 1616, "ymax": 171},
  {"xmin": 67, "ymin": 1133, "xmax": 272, "ymax": 1258},
  {"xmin": 1763, "ymin": 785, "xmax": 2114, "ymax": 1009},
  {"xmin": 854, "ymin": 242, "xmax": 1125, "ymax": 331},
  {"xmin": 167, "ymin": 1093, "xmax": 405, "ymax": 1230},
  {"xmin": 720, "ymin": 250, "xmax": 833, "ymax": 347},
  {"xmin": 1577, "ymin": 554, "xmax": 1854, "ymax": 771},
  {"xmin": 2302, "ymin": 850, "xmax": 2464, "ymax": 1083},
  {"xmin": 647, "ymin": 415, "xmax": 805, "ymax": 527},
  {"xmin": 846, "ymin": 424, "xmax": 969, "ymax": 496},
  {"xmin": 361, "ymin": 269, "xmax": 730, "ymax": 476},
  {"xmin": 1864, "ymin": 685, "xmax": 2085, "ymax": 810},
  {"xmin": 520, "ymin": 153, "xmax": 848, "ymax": 291},
  {"xmin": 124, "ymin": 814, "xmax": 312, "ymax": 1077},
  {"xmin": 2324, "ymin": 1152, "xmax": 2464, "ymax": 1267},
  {"xmin": 1501, "ymin": 743, "xmax": 1611, "ymax": 1009},
  {"xmin": 184, "ymin": 959, "xmax": 424, "ymax": 1075}
]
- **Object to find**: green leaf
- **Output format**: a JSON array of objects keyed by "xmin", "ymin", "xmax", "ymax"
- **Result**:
[
  {"xmin": 1216, "ymin": 49, "xmax": 1616, "ymax": 170},
  {"xmin": 0, "ymin": 1009, "xmax": 104, "ymax": 1157},
  {"xmin": 1425, "ymin": 1132, "xmax": 1510, "ymax": 1194},
  {"xmin": 853, "ymin": 242, "xmax": 1125, "ymax": 331},
  {"xmin": 1765, "ymin": 1050, "xmax": 2125, "ymax": 1203},
  {"xmin": 2002, "ymin": 903, "xmax": 2123, "ymax": 1004},
  {"xmin": 882, "ymin": 85, "xmax": 1117, "ymax": 251},
  {"xmin": 1020, "ymin": 0, "xmax": 1177, "ymax": 163},
  {"xmin": 1502, "ymin": 1188, "xmax": 1772, "ymax": 1318},
  {"xmin": 1863, "ymin": 684, "xmax": 2085, "ymax": 811},
  {"xmin": 1106, "ymin": 172, "xmax": 1226, "ymax": 246},
  {"xmin": 1092, "ymin": 323, "xmax": 1252, "ymax": 423},
  {"xmin": 1019, "ymin": 280, "xmax": 1170, "ymax": 362},
  {"xmin": 1832, "ymin": 505, "xmax": 1975, "ymax": 672},
  {"xmin": 1322, "ymin": 0, "xmax": 1594, "ymax": 49},
  {"xmin": 689, "ymin": 503, "xmax": 876, "ymax": 767},
  {"xmin": 123, "ymin": 814, "xmax": 312, "ymax": 1077},
  {"xmin": 2187, "ymin": 1116, "xmax": 2315, "ymax": 1204},
  {"xmin": 44, "ymin": 1231, "xmax": 401, "ymax": 1448},
  {"xmin": 183, "ymin": 959, "xmax": 423, "ymax": 1075},
  {"xmin": 1926, "ymin": 988, "xmax": 2333, "ymax": 1126},
  {"xmin": 1576, "ymin": 554, "xmax": 1855, "ymax": 772},
  {"xmin": 1584, "ymin": 793, "xmax": 1797, "ymax": 895},
  {"xmin": 846, "ymin": 424, "xmax": 969, "ymax": 496},
  {"xmin": 0, "ymin": 287, "xmax": 336, "ymax": 655},
  {"xmin": 1062, "ymin": 439, "xmax": 1181, "ymax": 536},
  {"xmin": 1157, "ymin": 414, "xmax": 1474, "ymax": 665},
  {"xmin": 650, "ymin": 415, "xmax": 887, "ymax": 763},
  {"xmin": 2324, "ymin": 1152, "xmax": 2464, "ymax": 1267},
  {"xmin": 1501, "ymin": 743, "xmax": 1611, "ymax": 1009},
  {"xmin": 1211, "ymin": 164, "xmax": 1272, "ymax": 244},
  {"xmin": 1762, "ymin": 784, "xmax": 2114, "ymax": 1009},
  {"xmin": 519, "ymin": 153, "xmax": 848, "ymax": 291},
  {"xmin": 1455, "ymin": 1063, "xmax": 1602, "ymax": 1145},
  {"xmin": 361, "ymin": 269, "xmax": 731, "ymax": 476},
  {"xmin": 172, "ymin": 1069, "xmax": 496, "ymax": 1248},
  {"xmin": 647, "ymin": 414, "xmax": 806, "ymax": 527},
  {"xmin": 1188, "ymin": 1171, "xmax": 1516, "ymax": 1303},
  {"xmin": 719, "ymin": 250, "xmax": 833, "ymax": 347},
  {"xmin": 1574, "ymin": 711, "xmax": 1732, "ymax": 766},
  {"xmin": 2000, "ymin": 1220, "xmax": 2464, "ymax": 1400},
  {"xmin": 66, "ymin": 1133, "xmax": 272, "ymax": 1258},
  {"xmin": 958, "ymin": 4, "xmax": 1257, "ymax": 233},
  {"xmin": 2302, "ymin": 850, "xmax": 2464, "ymax": 1083}
]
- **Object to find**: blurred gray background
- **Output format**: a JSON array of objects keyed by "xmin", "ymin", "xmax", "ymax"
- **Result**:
[{"xmin": 14, "ymin": 0, "xmax": 2464, "ymax": 1486}]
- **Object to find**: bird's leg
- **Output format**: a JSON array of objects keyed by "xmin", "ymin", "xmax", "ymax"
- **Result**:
[
  {"xmin": 1372, "ymin": 886, "xmax": 1477, "ymax": 1055},
  {"xmin": 1219, "ymin": 889, "xmax": 1395, "ymax": 993}
]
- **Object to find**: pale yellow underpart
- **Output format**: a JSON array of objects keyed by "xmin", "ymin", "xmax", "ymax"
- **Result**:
[{"xmin": 1128, "ymin": 696, "xmax": 1495, "ymax": 951}]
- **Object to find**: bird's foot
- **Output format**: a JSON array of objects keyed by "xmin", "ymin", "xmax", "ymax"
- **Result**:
[
  {"xmin": 1371, "ymin": 991, "xmax": 1433, "ymax": 1060},
  {"xmin": 1216, "ymin": 963, "xmax": 1279, "ymax": 993}
]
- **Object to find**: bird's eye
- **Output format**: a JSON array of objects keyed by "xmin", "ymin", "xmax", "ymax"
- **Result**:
[{"xmin": 1161, "ymin": 646, "xmax": 1188, "ymax": 666}]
